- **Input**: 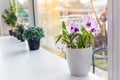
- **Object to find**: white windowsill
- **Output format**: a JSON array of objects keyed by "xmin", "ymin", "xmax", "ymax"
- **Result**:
[{"xmin": 0, "ymin": 36, "xmax": 105, "ymax": 80}]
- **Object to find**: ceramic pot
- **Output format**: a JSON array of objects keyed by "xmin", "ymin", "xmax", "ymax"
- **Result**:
[{"xmin": 66, "ymin": 47, "xmax": 92, "ymax": 77}]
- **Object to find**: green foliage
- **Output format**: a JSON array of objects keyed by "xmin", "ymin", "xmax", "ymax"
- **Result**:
[
  {"xmin": 62, "ymin": 21, "xmax": 68, "ymax": 35},
  {"xmin": 22, "ymin": 27, "xmax": 45, "ymax": 40},
  {"xmin": 14, "ymin": 24, "xmax": 25, "ymax": 35},
  {"xmin": 76, "ymin": 27, "xmax": 94, "ymax": 48},
  {"xmin": 2, "ymin": 0, "xmax": 17, "ymax": 28},
  {"xmin": 55, "ymin": 21, "xmax": 94, "ymax": 49}
]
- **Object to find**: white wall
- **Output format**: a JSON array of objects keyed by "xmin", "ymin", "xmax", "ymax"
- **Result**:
[
  {"xmin": 108, "ymin": 0, "xmax": 120, "ymax": 80},
  {"xmin": 0, "ymin": 0, "xmax": 10, "ymax": 36},
  {"xmin": 118, "ymin": 0, "xmax": 120, "ymax": 79}
]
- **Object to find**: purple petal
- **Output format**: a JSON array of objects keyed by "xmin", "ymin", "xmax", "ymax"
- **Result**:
[
  {"xmin": 67, "ymin": 21, "xmax": 72, "ymax": 28},
  {"xmin": 74, "ymin": 28, "xmax": 79, "ymax": 33},
  {"xmin": 86, "ymin": 22, "xmax": 91, "ymax": 28},
  {"xmin": 78, "ymin": 22, "xmax": 82, "ymax": 29},
  {"xmin": 83, "ymin": 16, "xmax": 90, "ymax": 21},
  {"xmin": 71, "ymin": 27, "xmax": 74, "ymax": 30},
  {"xmin": 91, "ymin": 28, "xmax": 99, "ymax": 36},
  {"xmin": 71, "ymin": 22, "xmax": 77, "ymax": 28},
  {"xmin": 91, "ymin": 28, "xmax": 96, "ymax": 32}
]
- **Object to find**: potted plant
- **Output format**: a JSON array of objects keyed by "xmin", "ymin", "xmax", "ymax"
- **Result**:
[
  {"xmin": 14, "ymin": 27, "xmax": 20, "ymax": 40},
  {"xmin": 2, "ymin": 0, "xmax": 17, "ymax": 36},
  {"xmin": 22, "ymin": 27, "xmax": 45, "ymax": 50},
  {"xmin": 14, "ymin": 24, "xmax": 25, "ymax": 41},
  {"xmin": 55, "ymin": 16, "xmax": 99, "ymax": 77}
]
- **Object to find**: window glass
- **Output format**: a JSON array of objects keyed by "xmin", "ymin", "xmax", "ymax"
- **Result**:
[
  {"xmin": 16, "ymin": 0, "xmax": 29, "ymax": 27},
  {"xmin": 36, "ymin": 0, "xmax": 108, "ymax": 79}
]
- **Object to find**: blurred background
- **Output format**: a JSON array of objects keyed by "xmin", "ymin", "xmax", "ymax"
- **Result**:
[{"xmin": 0, "ymin": 0, "xmax": 108, "ymax": 79}]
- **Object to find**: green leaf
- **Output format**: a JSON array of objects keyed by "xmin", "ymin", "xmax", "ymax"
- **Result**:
[
  {"xmin": 22, "ymin": 27, "xmax": 45, "ymax": 40},
  {"xmin": 62, "ymin": 21, "xmax": 68, "ymax": 35},
  {"xmin": 62, "ymin": 38, "xmax": 70, "ymax": 47},
  {"xmin": 55, "ymin": 35, "xmax": 62, "ymax": 44},
  {"xmin": 71, "ymin": 43, "xmax": 76, "ymax": 48},
  {"xmin": 2, "ymin": 0, "xmax": 17, "ymax": 28},
  {"xmin": 71, "ymin": 33, "xmax": 79, "ymax": 42}
]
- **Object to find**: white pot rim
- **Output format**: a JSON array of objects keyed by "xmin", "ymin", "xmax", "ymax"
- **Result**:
[{"xmin": 66, "ymin": 46, "xmax": 92, "ymax": 50}]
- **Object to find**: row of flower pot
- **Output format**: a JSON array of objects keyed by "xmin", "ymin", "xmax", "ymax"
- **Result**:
[
  {"xmin": 2, "ymin": 0, "xmax": 45, "ymax": 51},
  {"xmin": 12, "ymin": 32, "xmax": 24, "ymax": 42},
  {"xmin": 9, "ymin": 25, "xmax": 45, "ymax": 51},
  {"xmin": 9, "ymin": 30, "xmax": 24, "ymax": 42},
  {"xmin": 9, "ymin": 24, "xmax": 25, "ymax": 42}
]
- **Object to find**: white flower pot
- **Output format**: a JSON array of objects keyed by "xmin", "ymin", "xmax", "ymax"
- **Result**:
[{"xmin": 66, "ymin": 47, "xmax": 92, "ymax": 77}]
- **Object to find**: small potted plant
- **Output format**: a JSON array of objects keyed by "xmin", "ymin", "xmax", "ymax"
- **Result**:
[
  {"xmin": 14, "ymin": 24, "xmax": 25, "ymax": 41},
  {"xmin": 22, "ymin": 27, "xmax": 45, "ymax": 50},
  {"xmin": 14, "ymin": 27, "xmax": 20, "ymax": 40},
  {"xmin": 2, "ymin": 0, "xmax": 17, "ymax": 36},
  {"xmin": 55, "ymin": 16, "xmax": 100, "ymax": 77}
]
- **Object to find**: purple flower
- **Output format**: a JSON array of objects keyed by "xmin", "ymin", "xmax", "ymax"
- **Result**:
[
  {"xmin": 83, "ymin": 16, "xmax": 91, "ymax": 28},
  {"xmin": 83, "ymin": 16, "xmax": 98, "ymax": 31},
  {"xmin": 77, "ymin": 22, "xmax": 82, "ymax": 34},
  {"xmin": 91, "ymin": 28, "xmax": 96, "ymax": 32},
  {"xmin": 71, "ymin": 27, "xmax": 74, "ymax": 30},
  {"xmin": 86, "ymin": 22, "xmax": 91, "ymax": 28},
  {"xmin": 83, "ymin": 16, "xmax": 99, "ymax": 36},
  {"xmin": 74, "ymin": 28, "xmax": 79, "ymax": 33},
  {"xmin": 67, "ymin": 21, "xmax": 74, "ymax": 33},
  {"xmin": 71, "ymin": 22, "xmax": 77, "ymax": 28},
  {"xmin": 66, "ymin": 16, "xmax": 99, "ymax": 36},
  {"xmin": 91, "ymin": 27, "xmax": 100, "ymax": 36},
  {"xmin": 67, "ymin": 22, "xmax": 82, "ymax": 33}
]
